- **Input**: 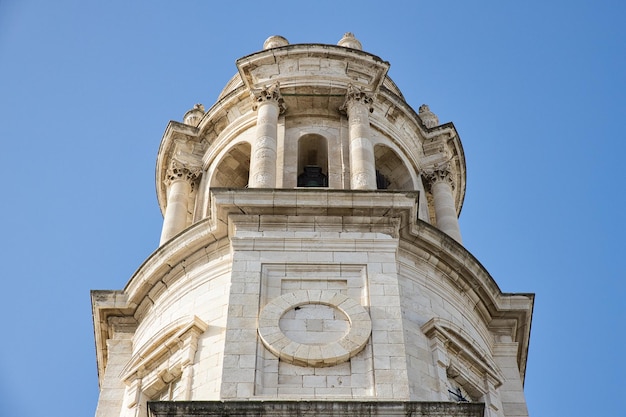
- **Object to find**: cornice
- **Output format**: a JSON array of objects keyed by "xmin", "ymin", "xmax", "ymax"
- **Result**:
[
  {"xmin": 93, "ymin": 189, "xmax": 532, "ymax": 388},
  {"xmin": 236, "ymin": 43, "xmax": 390, "ymax": 96}
]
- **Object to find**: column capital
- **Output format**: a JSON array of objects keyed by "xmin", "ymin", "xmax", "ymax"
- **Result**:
[
  {"xmin": 165, "ymin": 160, "xmax": 201, "ymax": 189},
  {"xmin": 252, "ymin": 82, "xmax": 286, "ymax": 114},
  {"xmin": 340, "ymin": 84, "xmax": 374, "ymax": 114},
  {"xmin": 422, "ymin": 163, "xmax": 454, "ymax": 191}
]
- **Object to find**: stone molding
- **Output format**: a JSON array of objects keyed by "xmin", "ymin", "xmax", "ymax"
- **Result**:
[
  {"xmin": 257, "ymin": 290, "xmax": 372, "ymax": 367},
  {"xmin": 236, "ymin": 44, "xmax": 390, "ymax": 96},
  {"xmin": 120, "ymin": 316, "xmax": 208, "ymax": 404},
  {"xmin": 148, "ymin": 400, "xmax": 485, "ymax": 417},
  {"xmin": 422, "ymin": 317, "xmax": 505, "ymax": 400},
  {"xmin": 107, "ymin": 316, "xmax": 137, "ymax": 339},
  {"xmin": 93, "ymin": 189, "xmax": 531, "ymax": 387}
]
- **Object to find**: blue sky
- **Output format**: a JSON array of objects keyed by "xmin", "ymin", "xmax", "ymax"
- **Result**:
[{"xmin": 0, "ymin": 1, "xmax": 624, "ymax": 416}]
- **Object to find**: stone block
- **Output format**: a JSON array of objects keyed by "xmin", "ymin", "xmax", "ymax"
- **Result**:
[{"xmin": 303, "ymin": 375, "xmax": 327, "ymax": 387}]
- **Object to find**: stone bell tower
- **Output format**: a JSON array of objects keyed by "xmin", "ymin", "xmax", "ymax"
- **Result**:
[{"xmin": 92, "ymin": 33, "xmax": 533, "ymax": 417}]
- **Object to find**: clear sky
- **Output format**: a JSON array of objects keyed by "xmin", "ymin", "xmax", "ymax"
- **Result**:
[{"xmin": 0, "ymin": 1, "xmax": 624, "ymax": 416}]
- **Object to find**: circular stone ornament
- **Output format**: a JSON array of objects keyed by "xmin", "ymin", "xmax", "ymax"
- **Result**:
[{"xmin": 257, "ymin": 290, "xmax": 372, "ymax": 367}]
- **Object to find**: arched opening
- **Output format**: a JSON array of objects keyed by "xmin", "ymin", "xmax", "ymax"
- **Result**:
[
  {"xmin": 210, "ymin": 142, "xmax": 251, "ymax": 188},
  {"xmin": 374, "ymin": 144, "xmax": 413, "ymax": 190},
  {"xmin": 297, "ymin": 134, "xmax": 328, "ymax": 187}
]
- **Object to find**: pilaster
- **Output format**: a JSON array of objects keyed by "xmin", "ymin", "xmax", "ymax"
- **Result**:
[
  {"xmin": 95, "ymin": 318, "xmax": 136, "ymax": 417},
  {"xmin": 493, "ymin": 337, "xmax": 529, "ymax": 417}
]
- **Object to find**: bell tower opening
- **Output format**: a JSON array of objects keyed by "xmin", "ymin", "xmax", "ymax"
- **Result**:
[
  {"xmin": 297, "ymin": 134, "xmax": 328, "ymax": 187},
  {"xmin": 210, "ymin": 142, "xmax": 251, "ymax": 188},
  {"xmin": 374, "ymin": 144, "xmax": 413, "ymax": 190}
]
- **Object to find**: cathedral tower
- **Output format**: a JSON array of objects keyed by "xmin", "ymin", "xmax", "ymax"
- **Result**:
[{"xmin": 92, "ymin": 34, "xmax": 533, "ymax": 417}]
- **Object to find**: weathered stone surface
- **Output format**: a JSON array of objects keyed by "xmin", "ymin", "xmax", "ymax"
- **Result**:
[
  {"xmin": 148, "ymin": 401, "xmax": 484, "ymax": 417},
  {"xmin": 92, "ymin": 34, "xmax": 533, "ymax": 417}
]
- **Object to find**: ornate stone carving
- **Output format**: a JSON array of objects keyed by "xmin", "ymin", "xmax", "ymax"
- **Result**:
[
  {"xmin": 352, "ymin": 171, "xmax": 371, "ymax": 189},
  {"xmin": 253, "ymin": 172, "xmax": 271, "ymax": 187},
  {"xmin": 254, "ymin": 148, "xmax": 274, "ymax": 161},
  {"xmin": 252, "ymin": 82, "xmax": 286, "ymax": 114},
  {"xmin": 340, "ymin": 84, "xmax": 374, "ymax": 114},
  {"xmin": 165, "ymin": 160, "xmax": 201, "ymax": 188},
  {"xmin": 422, "ymin": 163, "xmax": 454, "ymax": 190},
  {"xmin": 419, "ymin": 104, "xmax": 440, "ymax": 128}
]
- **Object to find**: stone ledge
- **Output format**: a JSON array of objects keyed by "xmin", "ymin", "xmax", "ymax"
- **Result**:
[{"xmin": 148, "ymin": 400, "xmax": 484, "ymax": 417}]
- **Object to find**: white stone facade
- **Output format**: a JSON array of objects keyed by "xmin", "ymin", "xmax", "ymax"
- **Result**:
[{"xmin": 92, "ymin": 34, "xmax": 533, "ymax": 417}]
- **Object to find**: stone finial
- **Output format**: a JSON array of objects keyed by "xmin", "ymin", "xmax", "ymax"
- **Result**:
[
  {"xmin": 263, "ymin": 35, "xmax": 289, "ymax": 50},
  {"xmin": 419, "ymin": 104, "xmax": 439, "ymax": 128},
  {"xmin": 183, "ymin": 103, "xmax": 205, "ymax": 126},
  {"xmin": 337, "ymin": 32, "xmax": 362, "ymax": 50}
]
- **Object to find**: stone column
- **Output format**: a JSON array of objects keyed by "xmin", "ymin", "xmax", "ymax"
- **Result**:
[
  {"xmin": 423, "ymin": 164, "xmax": 462, "ymax": 243},
  {"xmin": 160, "ymin": 161, "xmax": 200, "ymax": 245},
  {"xmin": 341, "ymin": 85, "xmax": 377, "ymax": 190},
  {"xmin": 249, "ymin": 83, "xmax": 285, "ymax": 188}
]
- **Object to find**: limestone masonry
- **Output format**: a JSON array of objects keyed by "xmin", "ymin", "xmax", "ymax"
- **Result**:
[{"xmin": 92, "ymin": 33, "xmax": 534, "ymax": 417}]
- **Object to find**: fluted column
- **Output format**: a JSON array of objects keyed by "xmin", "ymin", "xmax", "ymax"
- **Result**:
[
  {"xmin": 249, "ymin": 83, "xmax": 285, "ymax": 188},
  {"xmin": 160, "ymin": 161, "xmax": 200, "ymax": 245},
  {"xmin": 423, "ymin": 164, "xmax": 462, "ymax": 243},
  {"xmin": 341, "ymin": 85, "xmax": 377, "ymax": 190}
]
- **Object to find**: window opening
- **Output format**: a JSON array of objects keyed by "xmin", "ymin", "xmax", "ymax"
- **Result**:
[
  {"xmin": 298, "ymin": 165, "xmax": 328, "ymax": 187},
  {"xmin": 154, "ymin": 376, "xmax": 182, "ymax": 401},
  {"xmin": 297, "ymin": 134, "xmax": 328, "ymax": 187}
]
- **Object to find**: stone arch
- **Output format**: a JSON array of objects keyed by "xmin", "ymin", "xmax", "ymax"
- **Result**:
[
  {"xmin": 210, "ymin": 142, "xmax": 251, "ymax": 188},
  {"xmin": 374, "ymin": 144, "xmax": 414, "ymax": 190},
  {"xmin": 297, "ymin": 134, "xmax": 328, "ymax": 187}
]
